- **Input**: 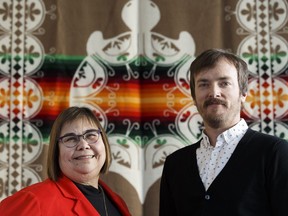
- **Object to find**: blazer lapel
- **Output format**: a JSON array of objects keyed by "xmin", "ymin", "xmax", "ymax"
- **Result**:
[
  {"xmin": 99, "ymin": 180, "xmax": 131, "ymax": 216},
  {"xmin": 73, "ymin": 198, "xmax": 100, "ymax": 216},
  {"xmin": 55, "ymin": 175, "xmax": 100, "ymax": 216}
]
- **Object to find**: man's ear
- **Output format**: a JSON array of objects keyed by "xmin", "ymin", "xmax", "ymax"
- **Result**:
[{"xmin": 241, "ymin": 92, "xmax": 247, "ymax": 102}]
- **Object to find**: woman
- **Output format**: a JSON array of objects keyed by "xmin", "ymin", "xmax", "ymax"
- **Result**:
[{"xmin": 0, "ymin": 106, "xmax": 131, "ymax": 216}]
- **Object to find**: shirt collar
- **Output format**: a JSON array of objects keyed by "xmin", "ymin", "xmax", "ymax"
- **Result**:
[{"xmin": 201, "ymin": 119, "xmax": 248, "ymax": 148}]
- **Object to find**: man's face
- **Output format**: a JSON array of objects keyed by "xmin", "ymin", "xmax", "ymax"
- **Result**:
[{"xmin": 194, "ymin": 59, "xmax": 247, "ymax": 130}]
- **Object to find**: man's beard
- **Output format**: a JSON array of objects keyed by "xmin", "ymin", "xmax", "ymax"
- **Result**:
[
  {"xmin": 205, "ymin": 113, "xmax": 226, "ymax": 129},
  {"xmin": 202, "ymin": 98, "xmax": 228, "ymax": 129},
  {"xmin": 199, "ymin": 97, "xmax": 242, "ymax": 129}
]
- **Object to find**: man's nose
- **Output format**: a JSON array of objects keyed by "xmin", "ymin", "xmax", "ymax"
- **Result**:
[{"xmin": 208, "ymin": 84, "xmax": 221, "ymax": 97}]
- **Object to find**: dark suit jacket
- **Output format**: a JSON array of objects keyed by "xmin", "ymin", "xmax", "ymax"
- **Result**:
[
  {"xmin": 0, "ymin": 175, "xmax": 131, "ymax": 216},
  {"xmin": 160, "ymin": 129, "xmax": 288, "ymax": 216}
]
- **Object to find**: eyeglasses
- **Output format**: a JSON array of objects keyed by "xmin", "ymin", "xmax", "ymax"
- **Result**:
[{"xmin": 58, "ymin": 129, "xmax": 102, "ymax": 148}]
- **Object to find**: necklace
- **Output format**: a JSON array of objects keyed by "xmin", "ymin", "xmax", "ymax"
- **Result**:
[{"xmin": 99, "ymin": 185, "xmax": 109, "ymax": 216}]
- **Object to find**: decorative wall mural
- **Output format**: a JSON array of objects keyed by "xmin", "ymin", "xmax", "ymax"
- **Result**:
[{"xmin": 0, "ymin": 0, "xmax": 287, "ymax": 215}]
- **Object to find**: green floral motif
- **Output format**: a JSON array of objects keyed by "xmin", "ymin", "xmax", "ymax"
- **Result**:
[{"xmin": 24, "ymin": 133, "xmax": 38, "ymax": 153}]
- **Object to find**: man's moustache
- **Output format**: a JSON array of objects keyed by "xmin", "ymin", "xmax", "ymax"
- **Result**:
[{"xmin": 204, "ymin": 98, "xmax": 227, "ymax": 108}]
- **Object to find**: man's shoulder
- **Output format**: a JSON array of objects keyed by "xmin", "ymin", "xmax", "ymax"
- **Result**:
[
  {"xmin": 166, "ymin": 141, "xmax": 201, "ymax": 161},
  {"xmin": 242, "ymin": 128, "xmax": 288, "ymax": 153},
  {"xmin": 245, "ymin": 128, "xmax": 287, "ymax": 143}
]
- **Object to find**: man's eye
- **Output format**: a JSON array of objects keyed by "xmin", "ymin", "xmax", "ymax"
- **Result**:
[
  {"xmin": 198, "ymin": 83, "xmax": 208, "ymax": 88},
  {"xmin": 220, "ymin": 82, "xmax": 230, "ymax": 87}
]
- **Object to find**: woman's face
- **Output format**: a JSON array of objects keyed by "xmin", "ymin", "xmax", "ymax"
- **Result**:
[{"xmin": 58, "ymin": 118, "xmax": 106, "ymax": 185}]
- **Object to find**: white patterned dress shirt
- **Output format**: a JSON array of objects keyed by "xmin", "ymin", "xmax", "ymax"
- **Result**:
[{"xmin": 196, "ymin": 119, "xmax": 248, "ymax": 190}]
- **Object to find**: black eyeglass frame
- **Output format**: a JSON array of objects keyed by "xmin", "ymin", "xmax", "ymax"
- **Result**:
[{"xmin": 58, "ymin": 129, "xmax": 102, "ymax": 148}]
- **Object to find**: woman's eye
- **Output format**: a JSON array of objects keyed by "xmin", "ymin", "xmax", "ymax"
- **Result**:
[
  {"xmin": 86, "ymin": 133, "xmax": 97, "ymax": 140},
  {"xmin": 86, "ymin": 134, "xmax": 94, "ymax": 138},
  {"xmin": 64, "ymin": 136, "xmax": 77, "ymax": 142}
]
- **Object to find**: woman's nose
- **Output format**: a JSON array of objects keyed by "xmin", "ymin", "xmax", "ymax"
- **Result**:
[{"xmin": 76, "ymin": 138, "xmax": 91, "ymax": 150}]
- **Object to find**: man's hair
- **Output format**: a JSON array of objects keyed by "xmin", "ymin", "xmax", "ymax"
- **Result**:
[{"xmin": 189, "ymin": 48, "xmax": 249, "ymax": 100}]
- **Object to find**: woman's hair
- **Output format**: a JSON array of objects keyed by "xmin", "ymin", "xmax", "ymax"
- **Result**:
[
  {"xmin": 189, "ymin": 48, "xmax": 249, "ymax": 100},
  {"xmin": 47, "ymin": 106, "xmax": 111, "ymax": 181}
]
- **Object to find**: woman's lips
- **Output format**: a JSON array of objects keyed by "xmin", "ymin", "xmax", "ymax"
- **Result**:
[{"xmin": 74, "ymin": 155, "xmax": 95, "ymax": 160}]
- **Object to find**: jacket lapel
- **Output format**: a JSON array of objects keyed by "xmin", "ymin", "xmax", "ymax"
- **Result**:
[
  {"xmin": 55, "ymin": 175, "xmax": 100, "ymax": 216},
  {"xmin": 99, "ymin": 180, "xmax": 131, "ymax": 216}
]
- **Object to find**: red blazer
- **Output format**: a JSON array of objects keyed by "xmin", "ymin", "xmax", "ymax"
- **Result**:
[{"xmin": 0, "ymin": 175, "xmax": 131, "ymax": 216}]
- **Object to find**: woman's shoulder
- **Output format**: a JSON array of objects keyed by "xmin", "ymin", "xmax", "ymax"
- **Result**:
[
  {"xmin": 0, "ymin": 179, "xmax": 58, "ymax": 215},
  {"xmin": 1, "ymin": 179, "xmax": 56, "ymax": 202},
  {"xmin": 19, "ymin": 178, "xmax": 56, "ymax": 193}
]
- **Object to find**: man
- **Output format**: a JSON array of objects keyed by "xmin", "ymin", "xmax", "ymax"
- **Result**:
[{"xmin": 159, "ymin": 48, "xmax": 288, "ymax": 216}]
